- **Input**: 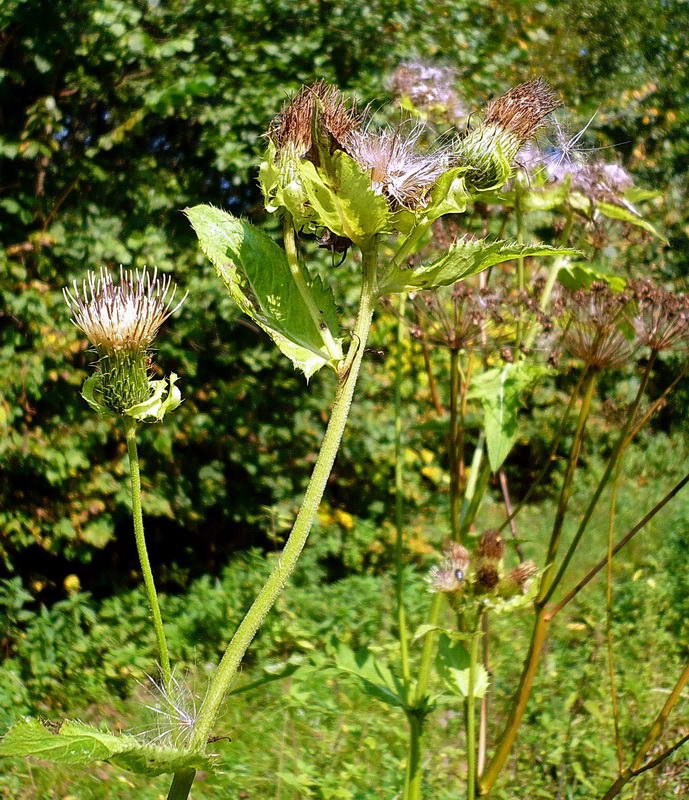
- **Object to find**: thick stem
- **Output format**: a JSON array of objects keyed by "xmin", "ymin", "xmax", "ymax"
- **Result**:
[
  {"xmin": 537, "ymin": 370, "xmax": 597, "ymax": 604},
  {"xmin": 282, "ymin": 215, "xmax": 341, "ymax": 362},
  {"xmin": 395, "ymin": 294, "xmax": 411, "ymax": 694},
  {"xmin": 166, "ymin": 769, "xmax": 195, "ymax": 800},
  {"xmin": 182, "ymin": 242, "xmax": 379, "ymax": 763},
  {"xmin": 478, "ymin": 612, "xmax": 550, "ymax": 795},
  {"xmin": 404, "ymin": 712, "xmax": 425, "ymax": 800},
  {"xmin": 124, "ymin": 418, "xmax": 171, "ymax": 688},
  {"xmin": 449, "ymin": 349, "xmax": 462, "ymax": 541}
]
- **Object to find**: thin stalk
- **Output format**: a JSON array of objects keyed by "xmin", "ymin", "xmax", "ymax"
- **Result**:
[
  {"xmin": 601, "ymin": 659, "xmax": 689, "ymax": 800},
  {"xmin": 459, "ymin": 455, "xmax": 491, "ymax": 539},
  {"xmin": 169, "ymin": 242, "xmax": 380, "ymax": 800},
  {"xmin": 395, "ymin": 294, "xmax": 411, "ymax": 694},
  {"xmin": 449, "ymin": 348, "xmax": 462, "ymax": 541},
  {"xmin": 537, "ymin": 369, "xmax": 597, "ymax": 604},
  {"xmin": 406, "ymin": 592, "xmax": 444, "ymax": 800},
  {"xmin": 542, "ymin": 352, "xmax": 657, "ymax": 604},
  {"xmin": 514, "ymin": 194, "xmax": 525, "ymax": 352},
  {"xmin": 605, "ymin": 461, "xmax": 624, "ymax": 771},
  {"xmin": 498, "ymin": 367, "xmax": 589, "ymax": 534},
  {"xmin": 478, "ymin": 612, "xmax": 490, "ymax": 776},
  {"xmin": 419, "ymin": 334, "xmax": 444, "ymax": 415},
  {"xmin": 282, "ymin": 216, "xmax": 341, "ymax": 362},
  {"xmin": 498, "ymin": 469, "xmax": 524, "ymax": 561},
  {"xmin": 549, "ymin": 469, "xmax": 689, "ymax": 619},
  {"xmin": 124, "ymin": 418, "xmax": 171, "ymax": 688},
  {"xmin": 466, "ymin": 625, "xmax": 481, "ymax": 800}
]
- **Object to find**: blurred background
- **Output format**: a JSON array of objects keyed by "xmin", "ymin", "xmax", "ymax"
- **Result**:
[{"xmin": 1, "ymin": 1, "xmax": 689, "ymax": 798}]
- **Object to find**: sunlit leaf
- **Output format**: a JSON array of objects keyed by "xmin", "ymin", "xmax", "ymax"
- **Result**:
[
  {"xmin": 596, "ymin": 200, "xmax": 668, "ymax": 244},
  {"xmin": 435, "ymin": 634, "xmax": 489, "ymax": 699}
]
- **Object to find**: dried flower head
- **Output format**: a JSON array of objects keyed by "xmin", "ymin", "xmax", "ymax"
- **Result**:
[
  {"xmin": 389, "ymin": 61, "xmax": 466, "ymax": 120},
  {"xmin": 484, "ymin": 79, "xmax": 561, "ymax": 144},
  {"xmin": 427, "ymin": 558, "xmax": 467, "ymax": 593},
  {"xmin": 477, "ymin": 529, "xmax": 505, "ymax": 561},
  {"xmin": 629, "ymin": 280, "xmax": 689, "ymax": 352},
  {"xmin": 498, "ymin": 560, "xmax": 538, "ymax": 598},
  {"xmin": 475, "ymin": 562, "xmax": 500, "ymax": 592},
  {"xmin": 64, "ymin": 267, "xmax": 185, "ymax": 414},
  {"xmin": 267, "ymin": 80, "xmax": 361, "ymax": 161},
  {"xmin": 345, "ymin": 123, "xmax": 452, "ymax": 208},
  {"xmin": 442, "ymin": 540, "xmax": 471, "ymax": 571},
  {"xmin": 558, "ymin": 282, "xmax": 634, "ymax": 369},
  {"xmin": 457, "ymin": 79, "xmax": 560, "ymax": 191}
]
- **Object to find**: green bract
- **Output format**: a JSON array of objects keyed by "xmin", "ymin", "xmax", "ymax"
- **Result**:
[
  {"xmin": 0, "ymin": 718, "xmax": 214, "ymax": 777},
  {"xmin": 81, "ymin": 372, "xmax": 181, "ymax": 422}
]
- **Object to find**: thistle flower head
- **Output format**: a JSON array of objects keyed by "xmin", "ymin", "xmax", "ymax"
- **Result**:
[
  {"xmin": 64, "ymin": 267, "xmax": 185, "ymax": 416},
  {"xmin": 630, "ymin": 280, "xmax": 689, "ymax": 352},
  {"xmin": 498, "ymin": 560, "xmax": 539, "ymax": 598},
  {"xmin": 64, "ymin": 266, "xmax": 185, "ymax": 355},
  {"xmin": 484, "ymin": 79, "xmax": 561, "ymax": 144},
  {"xmin": 477, "ymin": 529, "xmax": 506, "ymax": 561},
  {"xmin": 427, "ymin": 558, "xmax": 467, "ymax": 593},
  {"xmin": 558, "ymin": 283, "xmax": 634, "ymax": 369},
  {"xmin": 457, "ymin": 79, "xmax": 560, "ymax": 191},
  {"xmin": 442, "ymin": 540, "xmax": 471, "ymax": 571},
  {"xmin": 389, "ymin": 61, "xmax": 466, "ymax": 120},
  {"xmin": 267, "ymin": 80, "xmax": 361, "ymax": 161},
  {"xmin": 475, "ymin": 562, "xmax": 501, "ymax": 593},
  {"xmin": 345, "ymin": 123, "xmax": 452, "ymax": 208}
]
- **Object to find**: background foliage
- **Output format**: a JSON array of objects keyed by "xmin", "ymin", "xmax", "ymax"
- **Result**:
[{"xmin": 1, "ymin": 0, "xmax": 689, "ymax": 797}]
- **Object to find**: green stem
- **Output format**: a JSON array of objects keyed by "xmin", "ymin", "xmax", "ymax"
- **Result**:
[
  {"xmin": 449, "ymin": 349, "xmax": 461, "ymax": 541},
  {"xmin": 537, "ymin": 369, "xmax": 597, "ymax": 605},
  {"xmin": 394, "ymin": 294, "xmax": 411, "ymax": 694},
  {"xmin": 406, "ymin": 591, "xmax": 444, "ymax": 800},
  {"xmin": 187, "ymin": 241, "xmax": 379, "ymax": 756},
  {"xmin": 466, "ymin": 624, "xmax": 481, "ymax": 800},
  {"xmin": 282, "ymin": 215, "xmax": 341, "ymax": 362},
  {"xmin": 458, "ymin": 439, "xmax": 490, "ymax": 539},
  {"xmin": 514, "ymin": 193, "xmax": 525, "ymax": 352},
  {"xmin": 166, "ymin": 769, "xmax": 195, "ymax": 800},
  {"xmin": 124, "ymin": 418, "xmax": 171, "ymax": 688}
]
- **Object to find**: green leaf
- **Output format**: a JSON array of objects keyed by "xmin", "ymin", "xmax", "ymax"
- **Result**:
[
  {"xmin": 0, "ymin": 718, "xmax": 213, "ymax": 777},
  {"xmin": 469, "ymin": 363, "xmax": 550, "ymax": 472},
  {"xmin": 596, "ymin": 200, "xmax": 668, "ymax": 244},
  {"xmin": 185, "ymin": 205, "xmax": 343, "ymax": 379},
  {"xmin": 298, "ymin": 152, "xmax": 391, "ymax": 245},
  {"xmin": 80, "ymin": 374, "xmax": 111, "ymax": 417},
  {"xmin": 380, "ymin": 238, "xmax": 579, "ymax": 294},
  {"xmin": 435, "ymin": 634, "xmax": 489, "ymax": 699},
  {"xmin": 329, "ymin": 645, "xmax": 405, "ymax": 709},
  {"xmin": 520, "ymin": 176, "xmax": 571, "ymax": 211},
  {"xmin": 557, "ymin": 263, "xmax": 627, "ymax": 292}
]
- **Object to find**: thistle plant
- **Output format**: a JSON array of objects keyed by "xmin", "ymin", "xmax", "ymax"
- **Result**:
[{"xmin": 4, "ymin": 72, "xmax": 684, "ymax": 800}]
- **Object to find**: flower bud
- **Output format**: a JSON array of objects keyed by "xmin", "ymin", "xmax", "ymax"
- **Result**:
[{"xmin": 498, "ymin": 560, "xmax": 539, "ymax": 598}]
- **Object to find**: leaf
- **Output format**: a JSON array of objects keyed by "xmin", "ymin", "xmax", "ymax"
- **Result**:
[
  {"xmin": 380, "ymin": 237, "xmax": 579, "ymax": 294},
  {"xmin": 298, "ymin": 152, "xmax": 391, "ymax": 245},
  {"xmin": 595, "ymin": 200, "xmax": 668, "ymax": 244},
  {"xmin": 185, "ymin": 205, "xmax": 343, "ymax": 379},
  {"xmin": 557, "ymin": 263, "xmax": 627, "ymax": 292},
  {"xmin": 520, "ymin": 176, "xmax": 571, "ymax": 211},
  {"xmin": 412, "ymin": 624, "xmax": 471, "ymax": 643},
  {"xmin": 80, "ymin": 374, "xmax": 111, "ymax": 416},
  {"xmin": 329, "ymin": 645, "xmax": 405, "ymax": 709},
  {"xmin": 435, "ymin": 634, "xmax": 489, "ymax": 699},
  {"xmin": 125, "ymin": 373, "xmax": 181, "ymax": 422},
  {"xmin": 0, "ymin": 718, "xmax": 213, "ymax": 777},
  {"xmin": 469, "ymin": 363, "xmax": 550, "ymax": 472},
  {"xmin": 423, "ymin": 167, "xmax": 470, "ymax": 221}
]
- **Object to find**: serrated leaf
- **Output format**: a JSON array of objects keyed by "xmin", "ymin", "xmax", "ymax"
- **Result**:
[
  {"xmin": 469, "ymin": 363, "xmax": 550, "ymax": 472},
  {"xmin": 328, "ymin": 645, "xmax": 405, "ymax": 709},
  {"xmin": 185, "ymin": 205, "xmax": 342, "ymax": 379},
  {"xmin": 435, "ymin": 634, "xmax": 489, "ymax": 699},
  {"xmin": 0, "ymin": 718, "xmax": 213, "ymax": 777},
  {"xmin": 298, "ymin": 152, "xmax": 390, "ymax": 245},
  {"xmin": 595, "ymin": 200, "xmax": 668, "ymax": 244},
  {"xmin": 380, "ymin": 238, "xmax": 579, "ymax": 294}
]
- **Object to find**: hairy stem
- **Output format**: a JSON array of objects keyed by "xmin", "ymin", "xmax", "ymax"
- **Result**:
[
  {"xmin": 168, "ymin": 242, "xmax": 380, "ymax": 799},
  {"xmin": 124, "ymin": 418, "xmax": 171, "ymax": 688},
  {"xmin": 395, "ymin": 294, "xmax": 411, "ymax": 694}
]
